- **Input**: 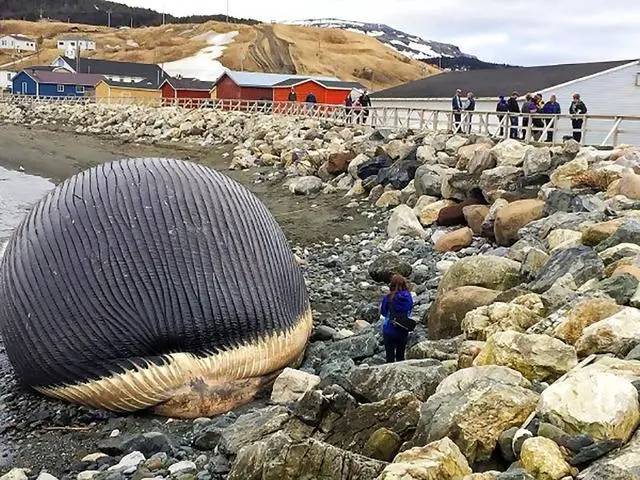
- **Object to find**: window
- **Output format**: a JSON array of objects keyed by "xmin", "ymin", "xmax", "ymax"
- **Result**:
[
  {"xmin": 70, "ymin": 42, "xmax": 75, "ymax": 46},
  {"xmin": 76, "ymin": 85, "xmax": 85, "ymax": 94},
  {"xmin": 57, "ymin": 84, "xmax": 64, "ymax": 93}
]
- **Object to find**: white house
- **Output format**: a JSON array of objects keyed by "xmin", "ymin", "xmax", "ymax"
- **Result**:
[
  {"xmin": 372, "ymin": 59, "xmax": 640, "ymax": 146},
  {"xmin": 0, "ymin": 35, "xmax": 37, "ymax": 53},
  {"xmin": 0, "ymin": 70, "xmax": 15, "ymax": 91},
  {"xmin": 57, "ymin": 37, "xmax": 96, "ymax": 53}
]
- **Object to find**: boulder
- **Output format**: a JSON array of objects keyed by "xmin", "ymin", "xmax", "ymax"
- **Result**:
[
  {"xmin": 348, "ymin": 360, "xmax": 452, "ymax": 402},
  {"xmin": 581, "ymin": 219, "xmax": 623, "ymax": 247},
  {"xmin": 357, "ymin": 154, "xmax": 393, "ymax": 180},
  {"xmin": 490, "ymin": 140, "xmax": 530, "ymax": 167},
  {"xmin": 415, "ymin": 199, "xmax": 456, "ymax": 226},
  {"xmin": 369, "ymin": 253, "xmax": 413, "ymax": 283},
  {"xmin": 435, "ymin": 365, "xmax": 531, "ymax": 396},
  {"xmin": 0, "ymin": 471, "xmax": 28, "ymax": 480},
  {"xmin": 462, "ymin": 302, "xmax": 543, "ymax": 341},
  {"xmin": 434, "ymin": 227, "xmax": 474, "ymax": 253},
  {"xmin": 579, "ymin": 429, "xmax": 640, "ymax": 480},
  {"xmin": 413, "ymin": 378, "xmax": 539, "ymax": 463},
  {"xmin": 322, "ymin": 392, "xmax": 421, "ymax": 455},
  {"xmin": 349, "ymin": 154, "xmax": 371, "ymax": 179},
  {"xmin": 427, "ymin": 286, "xmax": 501, "ymax": 340},
  {"xmin": 378, "ymin": 156, "xmax": 420, "ymax": 190},
  {"xmin": 617, "ymin": 171, "xmax": 640, "ymax": 200},
  {"xmin": 596, "ymin": 218, "xmax": 640, "ymax": 252},
  {"xmin": 407, "ymin": 336, "xmax": 464, "ymax": 361},
  {"xmin": 364, "ymin": 428, "xmax": 403, "ymax": 462},
  {"xmin": 288, "ymin": 176, "xmax": 323, "ymax": 195},
  {"xmin": 550, "ymin": 157, "xmax": 588, "ymax": 188},
  {"xmin": 377, "ymin": 437, "xmax": 471, "ymax": 480},
  {"xmin": 384, "ymin": 140, "xmax": 414, "ymax": 160},
  {"xmin": 193, "ymin": 405, "xmax": 291, "ymax": 454},
  {"xmin": 479, "ymin": 166, "xmax": 525, "ymax": 197},
  {"xmin": 463, "ymin": 205, "xmax": 490, "ymax": 235},
  {"xmin": 547, "ymin": 228, "xmax": 582, "ymax": 252},
  {"xmin": 521, "ymin": 248, "xmax": 550, "ymax": 280},
  {"xmin": 414, "ymin": 164, "xmax": 458, "ymax": 197},
  {"xmin": 595, "ymin": 273, "xmax": 639, "ymax": 305},
  {"xmin": 538, "ymin": 367, "xmax": 640, "ymax": 442},
  {"xmin": 375, "ymin": 190, "xmax": 403, "ymax": 209},
  {"xmin": 530, "ymin": 246, "xmax": 605, "ymax": 293},
  {"xmin": 474, "ymin": 331, "xmax": 578, "ymax": 382},
  {"xmin": 417, "ymin": 145, "xmax": 437, "ymax": 164},
  {"xmin": 327, "ymin": 151, "xmax": 356, "ymax": 175},
  {"xmin": 436, "ymin": 255, "xmax": 522, "ymax": 296},
  {"xmin": 446, "ymin": 135, "xmax": 471, "ymax": 154},
  {"xmin": 494, "ymin": 199, "xmax": 546, "ymax": 246},
  {"xmin": 523, "ymin": 147, "xmax": 552, "ymax": 176},
  {"xmin": 387, "ymin": 205, "xmax": 426, "ymax": 238},
  {"xmin": 271, "ymin": 368, "xmax": 321, "ymax": 404},
  {"xmin": 553, "ymin": 297, "xmax": 622, "ymax": 345},
  {"xmin": 457, "ymin": 143, "xmax": 491, "ymax": 171},
  {"xmin": 599, "ymin": 243, "xmax": 640, "ymax": 266},
  {"xmin": 520, "ymin": 437, "xmax": 573, "ymax": 480},
  {"xmin": 575, "ymin": 307, "xmax": 640, "ymax": 357},
  {"xmin": 229, "ymin": 431, "xmax": 386, "ymax": 480}
]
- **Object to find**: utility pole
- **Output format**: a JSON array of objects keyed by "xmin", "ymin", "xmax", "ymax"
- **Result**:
[
  {"xmin": 107, "ymin": 10, "xmax": 112, "ymax": 28},
  {"xmin": 226, "ymin": 0, "xmax": 229, "ymax": 23}
]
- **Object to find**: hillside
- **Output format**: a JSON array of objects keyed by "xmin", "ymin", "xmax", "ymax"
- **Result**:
[
  {"xmin": 0, "ymin": 0, "xmax": 257, "ymax": 27},
  {"xmin": 0, "ymin": 20, "xmax": 438, "ymax": 90}
]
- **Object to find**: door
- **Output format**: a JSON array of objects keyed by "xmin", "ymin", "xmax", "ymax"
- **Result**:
[{"xmin": 21, "ymin": 82, "xmax": 27, "ymax": 94}]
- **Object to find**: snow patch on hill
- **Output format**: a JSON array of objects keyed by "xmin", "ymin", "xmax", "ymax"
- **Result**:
[
  {"xmin": 163, "ymin": 31, "xmax": 238, "ymax": 81},
  {"xmin": 287, "ymin": 18, "xmax": 475, "ymax": 61}
]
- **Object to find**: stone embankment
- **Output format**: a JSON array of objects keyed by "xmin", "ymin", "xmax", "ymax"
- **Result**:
[{"xmin": 3, "ymin": 101, "xmax": 640, "ymax": 479}]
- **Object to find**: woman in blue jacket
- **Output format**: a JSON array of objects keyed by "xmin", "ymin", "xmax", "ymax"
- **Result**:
[{"xmin": 380, "ymin": 275, "xmax": 414, "ymax": 363}]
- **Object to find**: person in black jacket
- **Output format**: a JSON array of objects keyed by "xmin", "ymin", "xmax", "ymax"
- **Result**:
[
  {"xmin": 359, "ymin": 89, "xmax": 372, "ymax": 124},
  {"xmin": 288, "ymin": 87, "xmax": 297, "ymax": 102},
  {"xmin": 463, "ymin": 92, "xmax": 475, "ymax": 133},
  {"xmin": 569, "ymin": 93, "xmax": 588, "ymax": 142},
  {"xmin": 496, "ymin": 96, "xmax": 509, "ymax": 137},
  {"xmin": 452, "ymin": 89, "xmax": 463, "ymax": 132},
  {"xmin": 507, "ymin": 92, "xmax": 521, "ymax": 139}
]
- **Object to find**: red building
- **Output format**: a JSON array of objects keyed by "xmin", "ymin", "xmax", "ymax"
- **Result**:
[
  {"xmin": 161, "ymin": 77, "xmax": 215, "ymax": 102},
  {"xmin": 273, "ymin": 78, "xmax": 364, "ymax": 105},
  {"xmin": 213, "ymin": 71, "xmax": 364, "ymax": 104}
]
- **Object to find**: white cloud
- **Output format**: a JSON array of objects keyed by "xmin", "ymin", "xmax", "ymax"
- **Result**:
[{"xmin": 117, "ymin": 0, "xmax": 640, "ymax": 65}]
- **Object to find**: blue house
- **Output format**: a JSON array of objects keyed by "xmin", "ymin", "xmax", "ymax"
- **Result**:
[{"xmin": 12, "ymin": 69, "xmax": 104, "ymax": 97}]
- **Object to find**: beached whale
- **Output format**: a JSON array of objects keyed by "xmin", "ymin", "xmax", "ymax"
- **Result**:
[{"xmin": 0, "ymin": 158, "xmax": 312, "ymax": 418}]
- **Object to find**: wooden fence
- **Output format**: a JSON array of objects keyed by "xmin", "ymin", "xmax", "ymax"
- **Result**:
[{"xmin": 1, "ymin": 93, "xmax": 639, "ymax": 147}]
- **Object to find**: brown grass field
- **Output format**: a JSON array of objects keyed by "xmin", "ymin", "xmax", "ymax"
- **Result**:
[{"xmin": 0, "ymin": 19, "xmax": 437, "ymax": 91}]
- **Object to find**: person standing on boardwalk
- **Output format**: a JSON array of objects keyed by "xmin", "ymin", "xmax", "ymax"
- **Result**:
[
  {"xmin": 521, "ymin": 94, "xmax": 536, "ymax": 140},
  {"xmin": 464, "ymin": 92, "xmax": 476, "ymax": 133},
  {"xmin": 288, "ymin": 87, "xmax": 297, "ymax": 102},
  {"xmin": 380, "ymin": 275, "xmax": 413, "ymax": 363},
  {"xmin": 570, "ymin": 93, "xmax": 588, "ymax": 142},
  {"xmin": 542, "ymin": 94, "xmax": 561, "ymax": 142},
  {"xmin": 507, "ymin": 92, "xmax": 521, "ymax": 139},
  {"xmin": 359, "ymin": 89, "xmax": 372, "ymax": 124},
  {"xmin": 452, "ymin": 89, "xmax": 464, "ymax": 133},
  {"xmin": 305, "ymin": 92, "xmax": 317, "ymax": 115},
  {"xmin": 496, "ymin": 95, "xmax": 509, "ymax": 137},
  {"xmin": 345, "ymin": 92, "xmax": 353, "ymax": 124}
]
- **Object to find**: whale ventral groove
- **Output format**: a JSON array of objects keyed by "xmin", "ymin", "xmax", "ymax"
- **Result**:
[{"xmin": 0, "ymin": 157, "xmax": 311, "ymax": 415}]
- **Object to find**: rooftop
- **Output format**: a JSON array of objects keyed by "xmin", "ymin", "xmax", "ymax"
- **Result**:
[
  {"xmin": 224, "ymin": 70, "xmax": 340, "ymax": 88},
  {"xmin": 57, "ymin": 56, "xmax": 169, "ymax": 81},
  {"xmin": 373, "ymin": 59, "xmax": 639, "ymax": 99},
  {"xmin": 21, "ymin": 70, "xmax": 104, "ymax": 86},
  {"xmin": 101, "ymin": 78, "xmax": 160, "ymax": 90},
  {"xmin": 4, "ymin": 34, "xmax": 35, "ymax": 42},
  {"xmin": 163, "ymin": 77, "xmax": 215, "ymax": 91}
]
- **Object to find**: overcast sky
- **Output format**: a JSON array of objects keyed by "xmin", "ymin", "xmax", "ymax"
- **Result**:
[{"xmin": 118, "ymin": 0, "xmax": 637, "ymax": 65}]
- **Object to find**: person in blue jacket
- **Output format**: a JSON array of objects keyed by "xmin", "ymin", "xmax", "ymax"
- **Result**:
[
  {"xmin": 380, "ymin": 274, "xmax": 414, "ymax": 363},
  {"xmin": 541, "ymin": 94, "xmax": 561, "ymax": 142}
]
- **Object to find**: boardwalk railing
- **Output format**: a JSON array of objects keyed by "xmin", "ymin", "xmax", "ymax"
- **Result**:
[{"xmin": 2, "ymin": 93, "xmax": 639, "ymax": 147}]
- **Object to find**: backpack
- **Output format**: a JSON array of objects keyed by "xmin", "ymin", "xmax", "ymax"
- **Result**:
[{"xmin": 390, "ymin": 299, "xmax": 417, "ymax": 332}]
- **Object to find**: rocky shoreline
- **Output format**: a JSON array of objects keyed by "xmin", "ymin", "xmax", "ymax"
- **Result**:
[{"xmin": 2, "ymin": 102, "xmax": 640, "ymax": 479}]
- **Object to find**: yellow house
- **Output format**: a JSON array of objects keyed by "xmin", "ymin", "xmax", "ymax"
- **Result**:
[{"xmin": 95, "ymin": 78, "xmax": 161, "ymax": 104}]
